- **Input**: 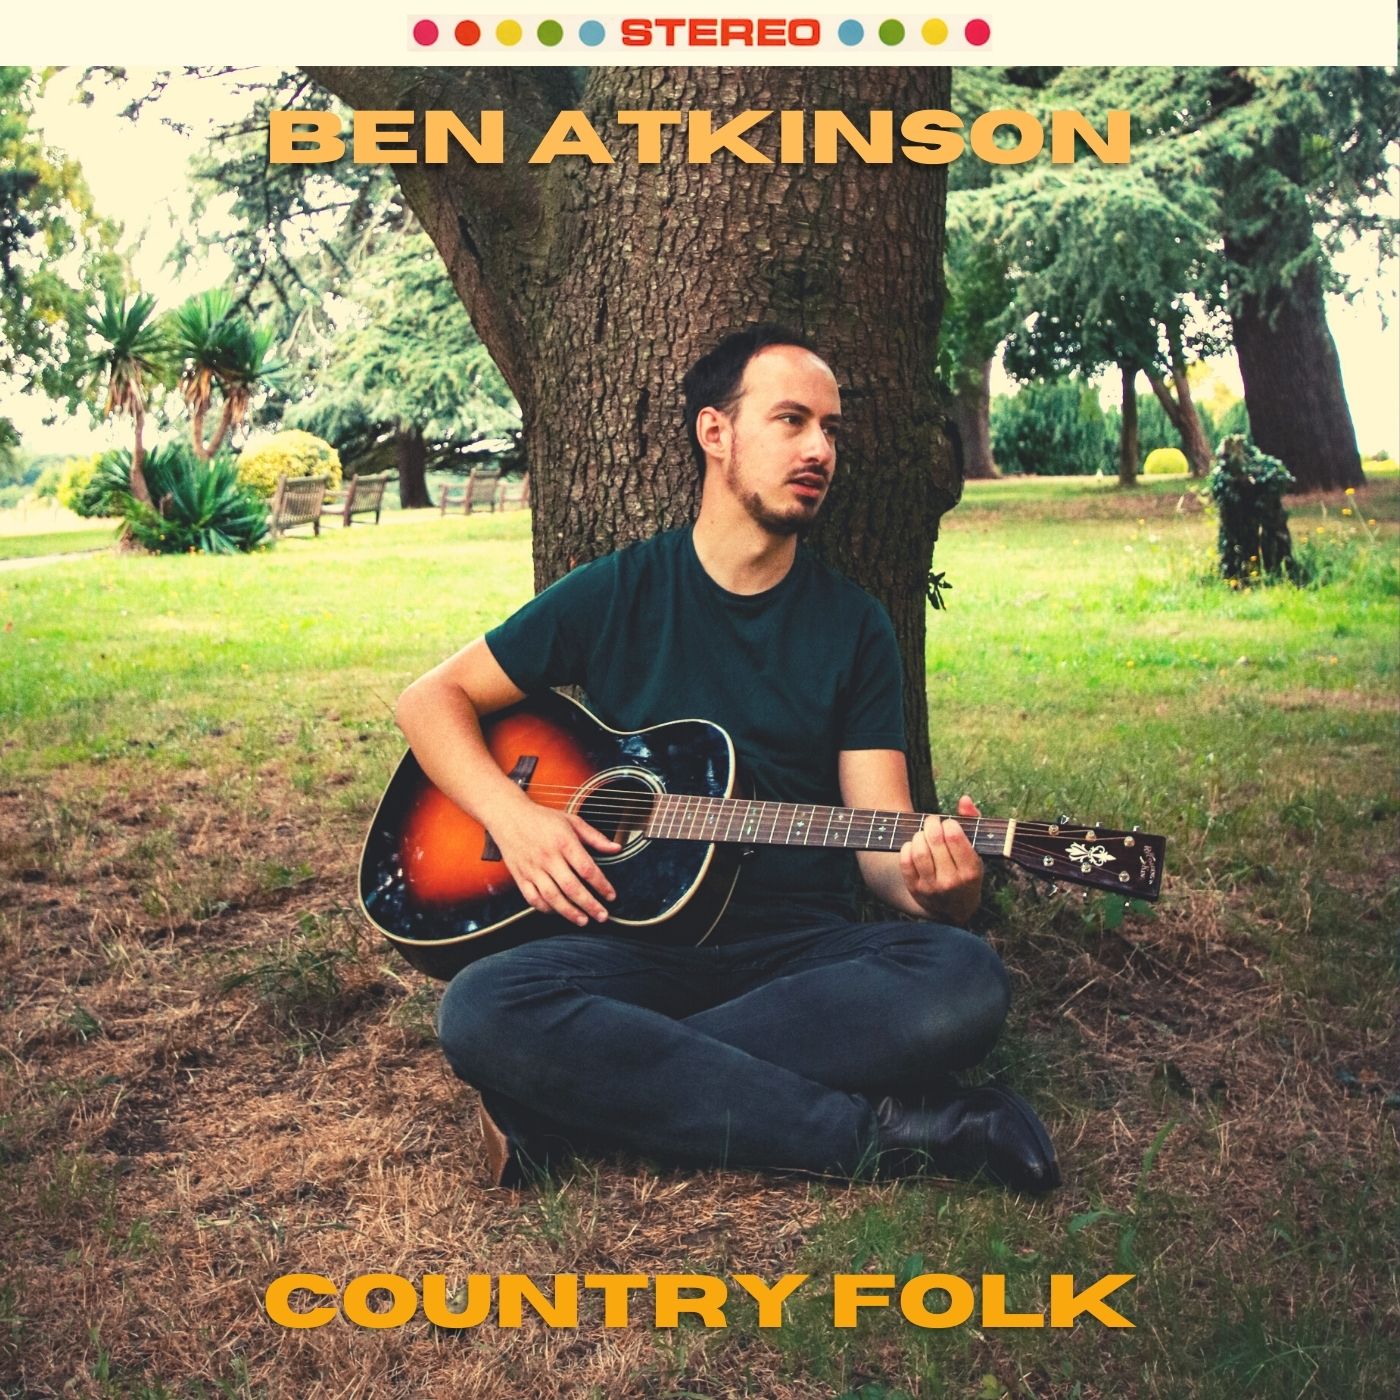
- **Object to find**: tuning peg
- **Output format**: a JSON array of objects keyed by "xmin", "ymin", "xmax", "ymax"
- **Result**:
[
  {"xmin": 1059, "ymin": 813, "xmax": 1070, "ymax": 825},
  {"xmin": 1132, "ymin": 826, "xmax": 1141, "ymax": 833}
]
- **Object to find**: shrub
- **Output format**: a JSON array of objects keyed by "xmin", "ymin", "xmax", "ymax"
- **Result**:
[
  {"xmin": 118, "ymin": 442, "xmax": 269, "ymax": 554},
  {"xmin": 54, "ymin": 451, "xmax": 131, "ymax": 518},
  {"xmin": 236, "ymin": 429, "xmax": 342, "ymax": 500},
  {"xmin": 990, "ymin": 379, "xmax": 1116, "ymax": 476},
  {"xmin": 51, "ymin": 454, "xmax": 99, "ymax": 511},
  {"xmin": 1143, "ymin": 447, "xmax": 1188, "ymax": 476},
  {"xmin": 1205, "ymin": 435, "xmax": 1296, "ymax": 583}
]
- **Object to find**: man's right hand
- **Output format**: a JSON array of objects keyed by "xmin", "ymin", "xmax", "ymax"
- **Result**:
[{"xmin": 489, "ymin": 802, "xmax": 621, "ymax": 926}]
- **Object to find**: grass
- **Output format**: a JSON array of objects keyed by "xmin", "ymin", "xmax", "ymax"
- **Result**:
[
  {"xmin": 0, "ymin": 476, "xmax": 1396, "ymax": 1398},
  {"xmin": 0, "ymin": 527, "xmax": 119, "ymax": 561}
]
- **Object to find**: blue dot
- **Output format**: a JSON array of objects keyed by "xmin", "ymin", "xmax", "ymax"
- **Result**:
[
  {"xmin": 838, "ymin": 19, "xmax": 864, "ymax": 44},
  {"xmin": 579, "ymin": 20, "xmax": 606, "ymax": 46}
]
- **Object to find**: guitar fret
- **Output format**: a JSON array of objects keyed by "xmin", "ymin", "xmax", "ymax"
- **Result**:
[{"xmin": 648, "ymin": 800, "xmax": 1015, "ymax": 857}]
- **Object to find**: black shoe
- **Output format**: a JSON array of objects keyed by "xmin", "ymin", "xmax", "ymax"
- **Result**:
[
  {"xmin": 478, "ymin": 1097, "xmax": 580, "ymax": 1189},
  {"xmin": 874, "ymin": 1086, "xmax": 1061, "ymax": 1195}
]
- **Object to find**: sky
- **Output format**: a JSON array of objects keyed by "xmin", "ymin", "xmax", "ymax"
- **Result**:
[{"xmin": 4, "ymin": 67, "xmax": 1398, "ymax": 459}]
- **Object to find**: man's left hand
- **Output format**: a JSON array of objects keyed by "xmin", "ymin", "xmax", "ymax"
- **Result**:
[{"xmin": 898, "ymin": 794, "xmax": 984, "ymax": 926}]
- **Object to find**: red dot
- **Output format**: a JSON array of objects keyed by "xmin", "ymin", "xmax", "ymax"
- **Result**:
[
  {"xmin": 965, "ymin": 19, "xmax": 991, "ymax": 46},
  {"xmin": 412, "ymin": 18, "xmax": 439, "ymax": 45},
  {"xmin": 454, "ymin": 19, "xmax": 481, "ymax": 45}
]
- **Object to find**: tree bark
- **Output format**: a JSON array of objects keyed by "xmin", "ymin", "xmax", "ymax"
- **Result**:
[
  {"xmin": 951, "ymin": 359, "xmax": 997, "ymax": 479},
  {"xmin": 1117, "ymin": 362, "xmax": 1139, "ymax": 487},
  {"xmin": 1219, "ymin": 112, "xmax": 1363, "ymax": 493},
  {"xmin": 307, "ymin": 66, "xmax": 957, "ymax": 811},
  {"xmin": 128, "ymin": 401, "xmax": 152, "ymax": 506},
  {"xmin": 396, "ymin": 425, "xmax": 430, "ymax": 509},
  {"xmin": 1144, "ymin": 330, "xmax": 1212, "ymax": 479},
  {"xmin": 1227, "ymin": 252, "xmax": 1363, "ymax": 491}
]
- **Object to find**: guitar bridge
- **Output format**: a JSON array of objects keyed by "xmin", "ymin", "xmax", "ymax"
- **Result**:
[{"xmin": 481, "ymin": 754, "xmax": 538, "ymax": 861}]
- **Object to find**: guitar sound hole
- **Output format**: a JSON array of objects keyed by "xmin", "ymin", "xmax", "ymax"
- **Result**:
[{"xmin": 576, "ymin": 776, "xmax": 657, "ymax": 858}]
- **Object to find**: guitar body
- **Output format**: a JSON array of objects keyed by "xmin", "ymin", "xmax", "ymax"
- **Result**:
[{"xmin": 358, "ymin": 691, "xmax": 744, "ymax": 980}]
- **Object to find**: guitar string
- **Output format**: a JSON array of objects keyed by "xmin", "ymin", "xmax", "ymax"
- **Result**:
[
  {"xmin": 439, "ymin": 785, "xmax": 1146, "ymax": 849},
  {"xmin": 462, "ymin": 784, "xmax": 1141, "ymax": 841}
]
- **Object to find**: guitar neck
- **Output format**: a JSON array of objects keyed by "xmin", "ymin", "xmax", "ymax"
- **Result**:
[{"xmin": 645, "ymin": 794, "xmax": 1012, "ymax": 856}]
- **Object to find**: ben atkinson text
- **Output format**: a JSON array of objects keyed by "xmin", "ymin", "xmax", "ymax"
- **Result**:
[
  {"xmin": 264, "ymin": 1271, "xmax": 1135, "ymax": 1330},
  {"xmin": 269, "ymin": 108, "xmax": 1131, "ymax": 167}
]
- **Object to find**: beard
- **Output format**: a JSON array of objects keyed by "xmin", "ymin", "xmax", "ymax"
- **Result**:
[{"xmin": 725, "ymin": 442, "xmax": 824, "ymax": 537}]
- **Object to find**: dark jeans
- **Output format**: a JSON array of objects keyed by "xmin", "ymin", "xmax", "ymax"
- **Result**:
[{"xmin": 436, "ymin": 913, "xmax": 1011, "ymax": 1177}]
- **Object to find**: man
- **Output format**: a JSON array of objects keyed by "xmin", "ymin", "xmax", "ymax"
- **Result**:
[{"xmin": 395, "ymin": 325, "xmax": 1059, "ymax": 1193}]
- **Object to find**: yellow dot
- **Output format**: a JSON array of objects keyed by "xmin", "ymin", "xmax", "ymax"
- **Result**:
[
  {"xmin": 922, "ymin": 18, "xmax": 949, "ymax": 43},
  {"xmin": 496, "ymin": 19, "xmax": 522, "ymax": 44},
  {"xmin": 1345, "ymin": 487, "xmax": 1355, "ymax": 495}
]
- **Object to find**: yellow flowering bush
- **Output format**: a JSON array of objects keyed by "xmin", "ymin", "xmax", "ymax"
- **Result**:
[
  {"xmin": 236, "ymin": 430, "xmax": 342, "ymax": 499},
  {"xmin": 50, "ymin": 454, "xmax": 103, "ymax": 509},
  {"xmin": 1143, "ymin": 447, "xmax": 1189, "ymax": 475}
]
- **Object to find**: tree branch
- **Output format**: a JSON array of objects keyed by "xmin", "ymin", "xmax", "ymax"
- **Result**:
[{"xmin": 302, "ymin": 67, "xmax": 581, "ymax": 399}]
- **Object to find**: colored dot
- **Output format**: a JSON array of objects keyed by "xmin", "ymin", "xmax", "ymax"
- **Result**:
[
  {"xmin": 496, "ymin": 19, "xmax": 523, "ymax": 44},
  {"xmin": 454, "ymin": 19, "xmax": 480, "ymax": 45},
  {"xmin": 965, "ymin": 18, "xmax": 991, "ymax": 45},
  {"xmin": 838, "ymin": 19, "xmax": 864, "ymax": 44},
  {"xmin": 412, "ymin": 18, "xmax": 439, "ymax": 46},
  {"xmin": 922, "ymin": 18, "xmax": 949, "ymax": 44},
  {"xmin": 878, "ymin": 19, "xmax": 906, "ymax": 45},
  {"xmin": 579, "ymin": 19, "xmax": 606, "ymax": 45},
  {"xmin": 538, "ymin": 19, "xmax": 563, "ymax": 45}
]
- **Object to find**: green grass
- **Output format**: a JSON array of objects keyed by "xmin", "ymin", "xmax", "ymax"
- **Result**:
[
  {"xmin": 1, "ymin": 480, "xmax": 1396, "ymax": 1398},
  {"xmin": 0, "ymin": 527, "xmax": 119, "ymax": 561}
]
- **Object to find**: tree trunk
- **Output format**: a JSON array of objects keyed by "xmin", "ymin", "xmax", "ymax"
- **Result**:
[
  {"xmin": 191, "ymin": 397, "xmax": 234, "ymax": 463},
  {"xmin": 1117, "ymin": 362, "xmax": 1139, "ymax": 487},
  {"xmin": 308, "ymin": 66, "xmax": 957, "ymax": 811},
  {"xmin": 1169, "ymin": 356, "xmax": 1212, "ymax": 479},
  {"xmin": 1144, "ymin": 336, "xmax": 1212, "ymax": 478},
  {"xmin": 1227, "ymin": 252, "xmax": 1363, "ymax": 491},
  {"xmin": 128, "ymin": 401, "xmax": 152, "ymax": 506},
  {"xmin": 396, "ymin": 425, "xmax": 430, "ymax": 509},
  {"xmin": 952, "ymin": 359, "xmax": 997, "ymax": 479}
]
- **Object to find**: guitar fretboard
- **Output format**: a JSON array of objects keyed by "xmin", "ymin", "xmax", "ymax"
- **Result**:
[{"xmin": 644, "ymin": 794, "xmax": 1012, "ymax": 856}]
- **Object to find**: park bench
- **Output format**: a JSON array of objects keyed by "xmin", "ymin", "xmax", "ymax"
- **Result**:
[
  {"xmin": 496, "ymin": 472, "xmax": 530, "ymax": 510},
  {"xmin": 269, "ymin": 474, "xmax": 330, "ymax": 538},
  {"xmin": 439, "ymin": 466, "xmax": 502, "ymax": 515},
  {"xmin": 321, "ymin": 471, "xmax": 393, "ymax": 528}
]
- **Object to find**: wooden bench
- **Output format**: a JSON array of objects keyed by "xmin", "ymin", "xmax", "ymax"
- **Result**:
[
  {"xmin": 439, "ymin": 466, "xmax": 502, "ymax": 515},
  {"xmin": 269, "ymin": 474, "xmax": 329, "ymax": 538},
  {"xmin": 321, "ymin": 471, "xmax": 392, "ymax": 528},
  {"xmin": 496, "ymin": 472, "xmax": 530, "ymax": 510}
]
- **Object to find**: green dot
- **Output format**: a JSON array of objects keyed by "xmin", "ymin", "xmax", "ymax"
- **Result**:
[
  {"xmin": 538, "ymin": 19, "xmax": 564, "ymax": 46},
  {"xmin": 878, "ymin": 18, "xmax": 905, "ymax": 44}
]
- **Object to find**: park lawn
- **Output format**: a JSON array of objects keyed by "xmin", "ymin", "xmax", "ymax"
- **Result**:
[
  {"xmin": 0, "ymin": 478, "xmax": 1396, "ymax": 1398},
  {"xmin": 0, "ymin": 526, "xmax": 120, "ymax": 561}
]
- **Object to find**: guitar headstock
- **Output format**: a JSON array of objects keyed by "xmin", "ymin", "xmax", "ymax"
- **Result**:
[{"xmin": 1006, "ymin": 821, "xmax": 1165, "ymax": 900}]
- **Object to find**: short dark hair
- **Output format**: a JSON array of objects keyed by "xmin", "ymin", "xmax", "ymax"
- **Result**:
[{"xmin": 681, "ymin": 323, "xmax": 823, "ymax": 472}]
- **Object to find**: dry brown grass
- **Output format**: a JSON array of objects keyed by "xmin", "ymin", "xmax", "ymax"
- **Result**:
[{"xmin": 2, "ymin": 753, "xmax": 1396, "ymax": 1399}]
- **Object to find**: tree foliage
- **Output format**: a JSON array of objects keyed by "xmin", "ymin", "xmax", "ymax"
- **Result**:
[
  {"xmin": 288, "ymin": 229, "xmax": 519, "ymax": 469},
  {"xmin": 0, "ymin": 66, "xmax": 120, "ymax": 448}
]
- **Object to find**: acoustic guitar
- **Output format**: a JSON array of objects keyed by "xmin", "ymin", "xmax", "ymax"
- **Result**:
[{"xmin": 359, "ymin": 690, "xmax": 1166, "ymax": 981}]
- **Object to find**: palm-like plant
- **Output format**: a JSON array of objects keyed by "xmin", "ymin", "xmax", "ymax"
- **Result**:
[
  {"xmin": 84, "ymin": 290, "xmax": 170, "ymax": 504},
  {"xmin": 119, "ymin": 442, "xmax": 270, "ymax": 554},
  {"xmin": 169, "ymin": 289, "xmax": 284, "ymax": 460}
]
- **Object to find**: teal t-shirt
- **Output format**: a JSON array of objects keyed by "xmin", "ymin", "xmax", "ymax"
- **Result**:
[{"xmin": 485, "ymin": 527, "xmax": 906, "ymax": 931}]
